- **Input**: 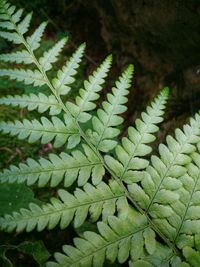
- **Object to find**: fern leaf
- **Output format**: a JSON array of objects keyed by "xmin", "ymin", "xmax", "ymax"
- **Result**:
[
  {"xmin": 0, "ymin": 4, "xmax": 23, "ymax": 23},
  {"xmin": 129, "ymin": 247, "xmax": 188, "ymax": 267},
  {"xmin": 26, "ymin": 21, "xmax": 47, "ymax": 50},
  {"xmin": 168, "ymin": 153, "xmax": 200, "ymax": 249},
  {"xmin": 0, "ymin": 21, "xmax": 14, "ymax": 29},
  {"xmin": 45, "ymin": 210, "xmax": 174, "ymax": 267},
  {"xmin": 67, "ymin": 55, "xmax": 112, "ymax": 123},
  {"xmin": 52, "ymin": 43, "xmax": 85, "ymax": 95},
  {"xmin": 128, "ymin": 114, "xmax": 200, "ymax": 240},
  {"xmin": 0, "ymin": 3, "xmax": 22, "ymax": 43},
  {"xmin": 0, "ymin": 31, "xmax": 21, "ymax": 43},
  {"xmin": 182, "ymin": 247, "xmax": 200, "ymax": 267},
  {"xmin": 0, "ymin": 4, "xmax": 10, "ymax": 20},
  {"xmin": 105, "ymin": 88, "xmax": 169, "ymax": 184},
  {"xmin": 0, "ymin": 114, "xmax": 80, "ymax": 148},
  {"xmin": 0, "ymin": 69, "xmax": 45, "ymax": 86},
  {"xmin": 0, "ymin": 2, "xmax": 15, "ymax": 17},
  {"xmin": 17, "ymin": 12, "xmax": 32, "ymax": 35},
  {"xmin": 0, "ymin": 93, "xmax": 61, "ymax": 115},
  {"xmin": 39, "ymin": 38, "xmax": 67, "ymax": 72},
  {"xmin": 2, "ymin": 2, "xmax": 15, "ymax": 15},
  {"xmin": 0, "ymin": 144, "xmax": 104, "ymax": 187},
  {"xmin": 11, "ymin": 8, "xmax": 23, "ymax": 23},
  {"xmin": 0, "ymin": 50, "xmax": 33, "ymax": 64},
  {"xmin": 0, "ymin": 181, "xmax": 126, "ymax": 232},
  {"xmin": 87, "ymin": 64, "xmax": 133, "ymax": 152}
]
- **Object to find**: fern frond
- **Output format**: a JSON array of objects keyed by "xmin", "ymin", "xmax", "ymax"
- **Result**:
[
  {"xmin": 0, "ymin": 31, "xmax": 21, "ymax": 43},
  {"xmin": 105, "ymin": 88, "xmax": 169, "ymax": 184},
  {"xmin": 0, "ymin": 50, "xmax": 33, "ymax": 64},
  {"xmin": 26, "ymin": 21, "xmax": 47, "ymax": 51},
  {"xmin": 67, "ymin": 55, "xmax": 112, "ymax": 123},
  {"xmin": 0, "ymin": 114, "xmax": 80, "ymax": 148},
  {"xmin": 182, "ymin": 247, "xmax": 200, "ymax": 267},
  {"xmin": 0, "ymin": 144, "xmax": 104, "ymax": 187},
  {"xmin": 46, "ymin": 210, "xmax": 174, "ymax": 267},
  {"xmin": 10, "ymin": 7, "xmax": 23, "ymax": 23},
  {"xmin": 129, "ymin": 247, "xmax": 188, "ymax": 267},
  {"xmin": 0, "ymin": 2, "xmax": 15, "ymax": 15},
  {"xmin": 128, "ymin": 114, "xmax": 200, "ymax": 240},
  {"xmin": 0, "ymin": 181, "xmax": 126, "ymax": 232},
  {"xmin": 17, "ymin": 12, "xmax": 32, "ymax": 35},
  {"xmin": 87, "ymin": 64, "xmax": 133, "ymax": 152},
  {"xmin": 52, "ymin": 44, "xmax": 85, "ymax": 95},
  {"xmin": 0, "ymin": 93, "xmax": 62, "ymax": 115},
  {"xmin": 39, "ymin": 38, "xmax": 68, "ymax": 72},
  {"xmin": 167, "ymin": 152, "xmax": 200, "ymax": 249},
  {"xmin": 0, "ymin": 3, "xmax": 32, "ymax": 42},
  {"xmin": 0, "ymin": 20, "xmax": 14, "ymax": 29},
  {"xmin": 0, "ymin": 2, "xmax": 45, "ymax": 51},
  {"xmin": 0, "ymin": 69, "xmax": 45, "ymax": 86}
]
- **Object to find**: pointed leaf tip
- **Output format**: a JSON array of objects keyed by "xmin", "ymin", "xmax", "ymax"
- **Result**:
[
  {"xmin": 128, "ymin": 64, "xmax": 134, "ymax": 73},
  {"xmin": 106, "ymin": 54, "xmax": 113, "ymax": 62},
  {"xmin": 162, "ymin": 86, "xmax": 170, "ymax": 96}
]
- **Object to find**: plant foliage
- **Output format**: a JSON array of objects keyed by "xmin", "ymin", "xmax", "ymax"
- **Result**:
[{"xmin": 0, "ymin": 1, "xmax": 200, "ymax": 266}]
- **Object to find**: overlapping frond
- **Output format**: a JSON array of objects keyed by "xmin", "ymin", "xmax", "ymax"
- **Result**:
[
  {"xmin": 0, "ymin": 93, "xmax": 62, "ymax": 115},
  {"xmin": 0, "ymin": 181, "xmax": 126, "ymax": 232},
  {"xmin": 128, "ymin": 114, "xmax": 200, "ymax": 240},
  {"xmin": 0, "ymin": 144, "xmax": 104, "ymax": 187},
  {"xmin": 67, "ymin": 55, "xmax": 112, "ymax": 123},
  {"xmin": 0, "ymin": 114, "xmax": 80, "ymax": 148},
  {"xmin": 87, "ymin": 65, "xmax": 134, "ymax": 152},
  {"xmin": 52, "ymin": 44, "xmax": 85, "ymax": 95},
  {"xmin": 46, "ymin": 209, "xmax": 179, "ymax": 267},
  {"xmin": 105, "ymin": 88, "xmax": 169, "ymax": 184}
]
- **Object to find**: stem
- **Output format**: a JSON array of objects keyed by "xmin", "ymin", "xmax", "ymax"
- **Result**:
[{"xmin": 8, "ymin": 12, "xmax": 180, "ymax": 257}]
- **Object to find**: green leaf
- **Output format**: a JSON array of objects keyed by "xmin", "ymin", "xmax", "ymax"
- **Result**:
[
  {"xmin": 0, "ymin": 144, "xmax": 104, "ymax": 187},
  {"xmin": 18, "ymin": 241, "xmax": 50, "ymax": 266},
  {"xmin": 52, "ymin": 43, "xmax": 85, "ymax": 95},
  {"xmin": 39, "ymin": 37, "xmax": 67, "ymax": 71},
  {"xmin": 27, "ymin": 21, "xmax": 47, "ymax": 50},
  {"xmin": 143, "ymin": 228, "xmax": 156, "ymax": 255},
  {"xmin": 87, "ymin": 64, "xmax": 134, "ymax": 152},
  {"xmin": 107, "ymin": 88, "xmax": 169, "ymax": 183},
  {"xmin": 68, "ymin": 55, "xmax": 112, "ymax": 122},
  {"xmin": 0, "ymin": 114, "xmax": 80, "ymax": 148},
  {"xmin": 0, "ymin": 181, "xmax": 126, "ymax": 232},
  {"xmin": 0, "ymin": 69, "xmax": 45, "ymax": 86},
  {"xmin": 46, "ymin": 210, "xmax": 175, "ymax": 267},
  {"xmin": 0, "ymin": 31, "xmax": 21, "ymax": 44},
  {"xmin": 0, "ymin": 183, "xmax": 39, "ymax": 216},
  {"xmin": 0, "ymin": 50, "xmax": 33, "ymax": 64},
  {"xmin": 17, "ymin": 12, "xmax": 32, "ymax": 35},
  {"xmin": 0, "ymin": 93, "xmax": 62, "ymax": 115}
]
